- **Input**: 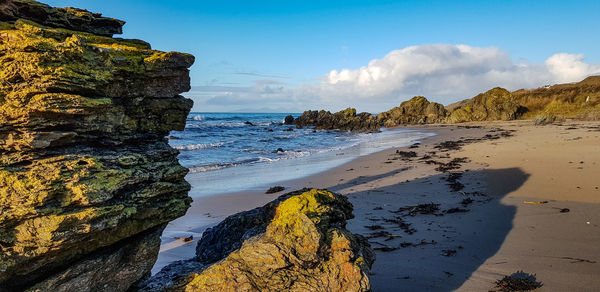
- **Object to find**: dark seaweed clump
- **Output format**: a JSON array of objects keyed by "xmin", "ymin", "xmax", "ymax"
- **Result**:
[
  {"xmin": 493, "ymin": 271, "xmax": 543, "ymax": 292},
  {"xmin": 391, "ymin": 203, "xmax": 441, "ymax": 217}
]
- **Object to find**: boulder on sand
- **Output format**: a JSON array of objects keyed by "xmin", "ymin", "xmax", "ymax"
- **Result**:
[{"xmin": 139, "ymin": 189, "xmax": 375, "ymax": 292}]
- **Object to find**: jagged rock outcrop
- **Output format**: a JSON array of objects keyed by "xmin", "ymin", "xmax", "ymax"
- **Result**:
[
  {"xmin": 0, "ymin": 1, "xmax": 194, "ymax": 290},
  {"xmin": 139, "ymin": 189, "xmax": 375, "ymax": 292},
  {"xmin": 378, "ymin": 96, "xmax": 448, "ymax": 127},
  {"xmin": 447, "ymin": 87, "xmax": 526, "ymax": 123},
  {"xmin": 294, "ymin": 108, "xmax": 380, "ymax": 131},
  {"xmin": 0, "ymin": 0, "xmax": 125, "ymax": 36}
]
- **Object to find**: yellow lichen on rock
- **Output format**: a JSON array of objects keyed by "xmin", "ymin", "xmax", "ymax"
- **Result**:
[
  {"xmin": 0, "ymin": 0, "xmax": 194, "ymax": 290},
  {"xmin": 146, "ymin": 189, "xmax": 373, "ymax": 292}
]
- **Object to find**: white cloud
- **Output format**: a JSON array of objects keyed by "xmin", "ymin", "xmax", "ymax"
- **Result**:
[
  {"xmin": 545, "ymin": 53, "xmax": 600, "ymax": 83},
  {"xmin": 187, "ymin": 44, "xmax": 600, "ymax": 113},
  {"xmin": 318, "ymin": 44, "xmax": 600, "ymax": 106}
]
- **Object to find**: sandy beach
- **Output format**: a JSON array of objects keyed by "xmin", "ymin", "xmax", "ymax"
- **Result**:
[{"xmin": 155, "ymin": 120, "xmax": 600, "ymax": 291}]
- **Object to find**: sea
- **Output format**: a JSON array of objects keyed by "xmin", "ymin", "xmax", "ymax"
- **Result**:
[{"xmin": 168, "ymin": 112, "xmax": 435, "ymax": 197}]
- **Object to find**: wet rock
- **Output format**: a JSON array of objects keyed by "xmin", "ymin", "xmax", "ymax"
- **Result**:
[
  {"xmin": 139, "ymin": 189, "xmax": 374, "ymax": 291},
  {"xmin": 0, "ymin": 1, "xmax": 193, "ymax": 290},
  {"xmin": 284, "ymin": 115, "xmax": 294, "ymax": 125},
  {"xmin": 265, "ymin": 185, "xmax": 285, "ymax": 194}
]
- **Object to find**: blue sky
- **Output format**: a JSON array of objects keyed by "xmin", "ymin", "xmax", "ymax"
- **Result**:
[{"xmin": 45, "ymin": 0, "xmax": 600, "ymax": 112}]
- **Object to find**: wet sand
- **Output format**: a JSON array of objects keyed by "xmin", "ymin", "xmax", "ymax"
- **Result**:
[{"xmin": 154, "ymin": 120, "xmax": 600, "ymax": 291}]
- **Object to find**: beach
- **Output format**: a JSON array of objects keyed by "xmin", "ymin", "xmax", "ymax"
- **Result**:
[{"xmin": 155, "ymin": 120, "xmax": 600, "ymax": 291}]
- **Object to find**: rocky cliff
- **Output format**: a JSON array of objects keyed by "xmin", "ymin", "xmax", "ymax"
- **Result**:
[
  {"xmin": 0, "ymin": 1, "xmax": 194, "ymax": 290},
  {"xmin": 139, "ymin": 189, "xmax": 375, "ymax": 292}
]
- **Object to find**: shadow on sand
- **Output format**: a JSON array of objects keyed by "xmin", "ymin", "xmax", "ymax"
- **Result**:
[{"xmin": 337, "ymin": 167, "xmax": 529, "ymax": 292}]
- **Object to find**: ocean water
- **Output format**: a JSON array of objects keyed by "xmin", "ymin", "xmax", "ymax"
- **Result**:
[{"xmin": 169, "ymin": 113, "xmax": 435, "ymax": 197}]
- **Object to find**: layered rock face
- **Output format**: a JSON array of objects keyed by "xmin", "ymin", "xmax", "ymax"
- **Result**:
[
  {"xmin": 140, "ymin": 189, "xmax": 375, "ymax": 292},
  {"xmin": 0, "ymin": 1, "xmax": 194, "ymax": 290},
  {"xmin": 294, "ymin": 108, "xmax": 380, "ymax": 131},
  {"xmin": 378, "ymin": 96, "xmax": 448, "ymax": 127}
]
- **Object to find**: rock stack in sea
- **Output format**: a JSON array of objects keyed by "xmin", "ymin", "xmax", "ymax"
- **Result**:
[
  {"xmin": 293, "ymin": 108, "xmax": 380, "ymax": 131},
  {"xmin": 0, "ymin": 1, "xmax": 194, "ymax": 290},
  {"xmin": 139, "ymin": 189, "xmax": 374, "ymax": 292}
]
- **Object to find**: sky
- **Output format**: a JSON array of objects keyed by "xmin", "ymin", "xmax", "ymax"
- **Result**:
[{"xmin": 45, "ymin": 0, "xmax": 600, "ymax": 113}]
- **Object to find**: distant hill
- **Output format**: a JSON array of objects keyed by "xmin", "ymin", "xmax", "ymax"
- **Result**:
[
  {"xmin": 446, "ymin": 76, "xmax": 600, "ymax": 123},
  {"xmin": 293, "ymin": 76, "xmax": 600, "ymax": 131},
  {"xmin": 512, "ymin": 76, "xmax": 600, "ymax": 120}
]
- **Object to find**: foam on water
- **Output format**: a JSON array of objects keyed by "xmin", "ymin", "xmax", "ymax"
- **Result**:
[{"xmin": 170, "ymin": 113, "xmax": 435, "ymax": 196}]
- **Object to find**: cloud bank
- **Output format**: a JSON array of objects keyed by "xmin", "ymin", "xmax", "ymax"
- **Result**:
[{"xmin": 188, "ymin": 44, "xmax": 600, "ymax": 113}]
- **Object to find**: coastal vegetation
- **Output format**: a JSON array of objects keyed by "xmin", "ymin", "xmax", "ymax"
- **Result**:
[{"xmin": 294, "ymin": 76, "xmax": 600, "ymax": 131}]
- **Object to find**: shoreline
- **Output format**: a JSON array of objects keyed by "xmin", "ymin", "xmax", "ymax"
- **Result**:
[
  {"xmin": 177, "ymin": 127, "xmax": 435, "ymax": 197},
  {"xmin": 153, "ymin": 126, "xmax": 440, "ymax": 273},
  {"xmin": 154, "ymin": 120, "xmax": 600, "ymax": 291}
]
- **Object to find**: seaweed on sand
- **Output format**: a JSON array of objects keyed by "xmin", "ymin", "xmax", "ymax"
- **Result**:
[
  {"xmin": 391, "ymin": 203, "xmax": 441, "ymax": 216},
  {"xmin": 493, "ymin": 271, "xmax": 543, "ymax": 292}
]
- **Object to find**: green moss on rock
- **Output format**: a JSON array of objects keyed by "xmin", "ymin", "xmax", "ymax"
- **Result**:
[
  {"xmin": 0, "ymin": 0, "xmax": 194, "ymax": 289},
  {"xmin": 140, "ymin": 189, "xmax": 374, "ymax": 292}
]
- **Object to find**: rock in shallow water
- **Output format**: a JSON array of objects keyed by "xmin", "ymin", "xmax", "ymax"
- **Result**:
[
  {"xmin": 139, "ymin": 189, "xmax": 375, "ymax": 292},
  {"xmin": 294, "ymin": 108, "xmax": 380, "ymax": 131},
  {"xmin": 0, "ymin": 1, "xmax": 194, "ymax": 290}
]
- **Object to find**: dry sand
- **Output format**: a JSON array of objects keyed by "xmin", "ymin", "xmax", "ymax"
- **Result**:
[{"xmin": 155, "ymin": 120, "xmax": 600, "ymax": 291}]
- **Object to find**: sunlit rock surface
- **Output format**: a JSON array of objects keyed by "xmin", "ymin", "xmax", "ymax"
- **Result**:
[
  {"xmin": 0, "ymin": 1, "xmax": 194, "ymax": 290},
  {"xmin": 378, "ymin": 96, "xmax": 448, "ymax": 127},
  {"xmin": 139, "ymin": 189, "xmax": 374, "ymax": 292},
  {"xmin": 446, "ymin": 87, "xmax": 526, "ymax": 123}
]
